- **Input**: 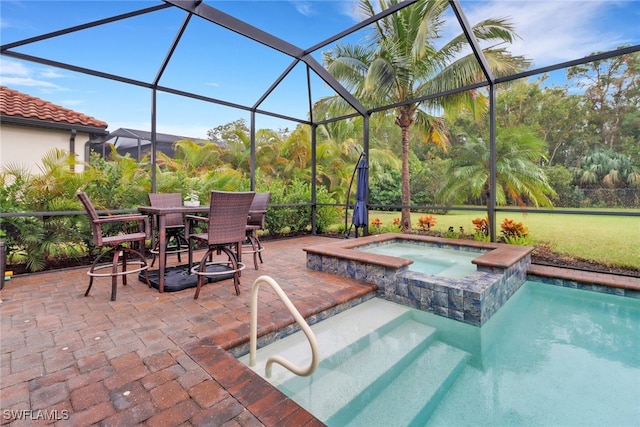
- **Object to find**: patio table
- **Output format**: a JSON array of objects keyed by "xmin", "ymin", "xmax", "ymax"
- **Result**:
[
  {"xmin": 138, "ymin": 205, "xmax": 208, "ymax": 292},
  {"xmin": 138, "ymin": 205, "xmax": 263, "ymax": 292}
]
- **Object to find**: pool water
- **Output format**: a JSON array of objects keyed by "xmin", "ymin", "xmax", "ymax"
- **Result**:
[
  {"xmin": 359, "ymin": 242, "xmax": 478, "ymax": 278},
  {"xmin": 240, "ymin": 282, "xmax": 640, "ymax": 426}
]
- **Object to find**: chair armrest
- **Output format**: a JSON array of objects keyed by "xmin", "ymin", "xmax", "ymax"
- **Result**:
[
  {"xmin": 94, "ymin": 214, "xmax": 149, "ymax": 237},
  {"xmin": 94, "ymin": 214, "xmax": 149, "ymax": 224},
  {"xmin": 185, "ymin": 214, "xmax": 209, "ymax": 237},
  {"xmin": 247, "ymin": 210, "xmax": 266, "ymax": 228},
  {"xmin": 184, "ymin": 215, "xmax": 208, "ymax": 223}
]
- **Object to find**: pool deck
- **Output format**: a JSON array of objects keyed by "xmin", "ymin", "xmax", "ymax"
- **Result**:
[{"xmin": 1, "ymin": 235, "xmax": 638, "ymax": 426}]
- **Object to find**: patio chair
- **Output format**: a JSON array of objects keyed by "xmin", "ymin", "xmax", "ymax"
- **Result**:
[
  {"xmin": 77, "ymin": 191, "xmax": 151, "ymax": 301},
  {"xmin": 148, "ymin": 193, "xmax": 189, "ymax": 267},
  {"xmin": 186, "ymin": 191, "xmax": 255, "ymax": 299},
  {"xmin": 243, "ymin": 192, "xmax": 271, "ymax": 269}
]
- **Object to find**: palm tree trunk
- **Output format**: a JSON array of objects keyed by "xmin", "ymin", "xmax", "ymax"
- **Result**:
[{"xmin": 401, "ymin": 124, "xmax": 412, "ymax": 232}]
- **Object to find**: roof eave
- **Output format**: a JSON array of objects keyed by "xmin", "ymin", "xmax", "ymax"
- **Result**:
[{"xmin": 0, "ymin": 114, "xmax": 109, "ymax": 135}]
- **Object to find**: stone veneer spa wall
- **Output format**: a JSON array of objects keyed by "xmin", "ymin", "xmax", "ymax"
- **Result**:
[{"xmin": 304, "ymin": 234, "xmax": 533, "ymax": 326}]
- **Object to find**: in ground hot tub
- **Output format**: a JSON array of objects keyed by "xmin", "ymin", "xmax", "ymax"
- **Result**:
[{"xmin": 304, "ymin": 234, "xmax": 533, "ymax": 326}]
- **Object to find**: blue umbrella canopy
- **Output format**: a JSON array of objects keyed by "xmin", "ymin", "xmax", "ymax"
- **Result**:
[{"xmin": 352, "ymin": 155, "xmax": 368, "ymax": 232}]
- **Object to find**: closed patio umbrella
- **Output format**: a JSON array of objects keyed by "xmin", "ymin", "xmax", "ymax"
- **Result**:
[{"xmin": 351, "ymin": 154, "xmax": 368, "ymax": 237}]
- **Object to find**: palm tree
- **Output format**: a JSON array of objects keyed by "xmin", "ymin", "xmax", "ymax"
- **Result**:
[
  {"xmin": 158, "ymin": 139, "xmax": 225, "ymax": 175},
  {"xmin": 437, "ymin": 126, "xmax": 556, "ymax": 209},
  {"xmin": 324, "ymin": 0, "xmax": 529, "ymax": 231},
  {"xmin": 577, "ymin": 148, "xmax": 640, "ymax": 188}
]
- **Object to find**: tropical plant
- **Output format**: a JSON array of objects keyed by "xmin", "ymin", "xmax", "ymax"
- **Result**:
[
  {"xmin": 500, "ymin": 217, "xmax": 531, "ymax": 245},
  {"xmin": 472, "ymin": 217, "xmax": 489, "ymax": 238},
  {"xmin": 158, "ymin": 139, "xmax": 224, "ymax": 175},
  {"xmin": 577, "ymin": 148, "xmax": 640, "ymax": 188},
  {"xmin": 417, "ymin": 215, "xmax": 437, "ymax": 231},
  {"xmin": 263, "ymin": 179, "xmax": 340, "ymax": 235},
  {"xmin": 370, "ymin": 217, "xmax": 382, "ymax": 233},
  {"xmin": 1, "ymin": 149, "xmax": 90, "ymax": 271},
  {"xmin": 437, "ymin": 126, "xmax": 556, "ymax": 210},
  {"xmin": 82, "ymin": 151, "xmax": 151, "ymax": 209},
  {"xmin": 323, "ymin": 0, "xmax": 529, "ymax": 232}
]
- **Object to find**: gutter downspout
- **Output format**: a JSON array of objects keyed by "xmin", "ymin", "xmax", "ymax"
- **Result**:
[{"xmin": 69, "ymin": 129, "xmax": 76, "ymax": 172}]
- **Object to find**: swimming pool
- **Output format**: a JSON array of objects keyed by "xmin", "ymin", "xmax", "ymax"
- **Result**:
[
  {"xmin": 240, "ymin": 281, "xmax": 640, "ymax": 426},
  {"xmin": 359, "ymin": 242, "xmax": 478, "ymax": 278}
]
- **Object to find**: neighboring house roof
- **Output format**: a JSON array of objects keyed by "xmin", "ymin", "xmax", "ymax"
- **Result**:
[
  {"xmin": 106, "ymin": 128, "xmax": 202, "ymax": 148},
  {"xmin": 0, "ymin": 85, "xmax": 108, "ymax": 131},
  {"xmin": 99, "ymin": 127, "xmax": 213, "ymax": 160}
]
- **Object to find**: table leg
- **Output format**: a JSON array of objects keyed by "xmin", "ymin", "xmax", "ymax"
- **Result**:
[{"xmin": 157, "ymin": 215, "xmax": 167, "ymax": 293}]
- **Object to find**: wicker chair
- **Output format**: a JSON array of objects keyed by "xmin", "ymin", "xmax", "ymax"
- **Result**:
[
  {"xmin": 186, "ymin": 191, "xmax": 255, "ymax": 299},
  {"xmin": 243, "ymin": 192, "xmax": 271, "ymax": 269},
  {"xmin": 148, "ymin": 193, "xmax": 189, "ymax": 267},
  {"xmin": 77, "ymin": 191, "xmax": 151, "ymax": 301}
]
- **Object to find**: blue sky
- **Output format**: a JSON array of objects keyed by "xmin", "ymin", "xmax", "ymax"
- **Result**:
[{"xmin": 1, "ymin": 0, "xmax": 639, "ymax": 139}]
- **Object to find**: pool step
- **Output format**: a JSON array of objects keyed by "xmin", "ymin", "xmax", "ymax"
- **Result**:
[
  {"xmin": 278, "ymin": 318, "xmax": 439, "ymax": 421},
  {"xmin": 327, "ymin": 340, "xmax": 470, "ymax": 426},
  {"xmin": 239, "ymin": 298, "xmax": 471, "ymax": 426},
  {"xmin": 240, "ymin": 298, "xmax": 413, "ymax": 386}
]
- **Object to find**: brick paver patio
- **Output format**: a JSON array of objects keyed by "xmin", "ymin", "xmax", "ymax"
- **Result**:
[{"xmin": 0, "ymin": 236, "xmax": 376, "ymax": 426}]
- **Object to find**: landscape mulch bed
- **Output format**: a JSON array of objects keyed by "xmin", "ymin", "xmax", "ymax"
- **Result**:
[{"xmin": 531, "ymin": 244, "xmax": 639, "ymax": 278}]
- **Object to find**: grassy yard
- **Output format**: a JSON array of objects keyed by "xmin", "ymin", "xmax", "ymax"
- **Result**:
[{"xmin": 363, "ymin": 209, "xmax": 640, "ymax": 269}]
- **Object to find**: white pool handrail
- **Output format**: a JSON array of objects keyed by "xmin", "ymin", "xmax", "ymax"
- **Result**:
[{"xmin": 249, "ymin": 275, "xmax": 319, "ymax": 378}]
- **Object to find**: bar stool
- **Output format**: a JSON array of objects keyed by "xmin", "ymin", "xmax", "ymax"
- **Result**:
[
  {"xmin": 243, "ymin": 192, "xmax": 271, "ymax": 269},
  {"xmin": 77, "ymin": 191, "xmax": 151, "ymax": 301},
  {"xmin": 148, "ymin": 193, "xmax": 189, "ymax": 267},
  {"xmin": 186, "ymin": 191, "xmax": 255, "ymax": 299}
]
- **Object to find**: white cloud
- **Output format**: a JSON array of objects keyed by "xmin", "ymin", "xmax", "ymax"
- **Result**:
[
  {"xmin": 39, "ymin": 68, "xmax": 67, "ymax": 79},
  {"xmin": 0, "ymin": 58, "xmax": 31, "ymax": 76},
  {"xmin": 58, "ymin": 99, "xmax": 83, "ymax": 107},
  {"xmin": 0, "ymin": 58, "xmax": 67, "ymax": 91},
  {"xmin": 0, "ymin": 75, "xmax": 62, "ymax": 90},
  {"xmin": 458, "ymin": 0, "xmax": 627, "ymax": 67},
  {"xmin": 290, "ymin": 1, "xmax": 315, "ymax": 17}
]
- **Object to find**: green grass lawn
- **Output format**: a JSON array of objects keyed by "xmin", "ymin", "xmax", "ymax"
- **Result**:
[{"xmin": 364, "ymin": 209, "xmax": 640, "ymax": 269}]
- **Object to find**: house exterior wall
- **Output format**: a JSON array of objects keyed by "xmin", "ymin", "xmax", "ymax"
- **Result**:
[{"xmin": 0, "ymin": 123, "xmax": 91, "ymax": 174}]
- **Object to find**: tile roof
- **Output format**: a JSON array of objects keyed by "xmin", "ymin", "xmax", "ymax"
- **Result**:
[{"xmin": 0, "ymin": 85, "xmax": 108, "ymax": 129}]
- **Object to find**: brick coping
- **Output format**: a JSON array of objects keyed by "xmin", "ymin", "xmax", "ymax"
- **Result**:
[
  {"xmin": 303, "ymin": 233, "xmax": 533, "ymax": 269},
  {"xmin": 528, "ymin": 263, "xmax": 640, "ymax": 291}
]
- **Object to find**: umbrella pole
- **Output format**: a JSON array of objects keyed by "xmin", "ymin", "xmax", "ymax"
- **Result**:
[{"xmin": 344, "ymin": 152, "xmax": 364, "ymax": 238}]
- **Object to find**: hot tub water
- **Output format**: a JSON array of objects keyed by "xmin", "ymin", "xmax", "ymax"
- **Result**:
[{"xmin": 359, "ymin": 242, "xmax": 478, "ymax": 278}]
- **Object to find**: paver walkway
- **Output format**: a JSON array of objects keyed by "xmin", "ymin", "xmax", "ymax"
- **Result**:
[{"xmin": 0, "ymin": 236, "xmax": 376, "ymax": 426}]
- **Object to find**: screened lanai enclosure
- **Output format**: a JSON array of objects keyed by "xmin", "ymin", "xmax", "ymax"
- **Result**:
[
  {"xmin": 92, "ymin": 128, "xmax": 212, "ymax": 161},
  {"xmin": 1, "ymin": 0, "xmax": 639, "ymax": 268}
]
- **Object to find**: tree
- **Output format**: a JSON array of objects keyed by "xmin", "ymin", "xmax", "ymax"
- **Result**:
[
  {"xmin": 437, "ymin": 126, "xmax": 556, "ymax": 209},
  {"xmin": 323, "ymin": 0, "xmax": 529, "ymax": 231},
  {"xmin": 567, "ymin": 50, "xmax": 640, "ymax": 150},
  {"xmin": 494, "ymin": 77, "xmax": 587, "ymax": 167}
]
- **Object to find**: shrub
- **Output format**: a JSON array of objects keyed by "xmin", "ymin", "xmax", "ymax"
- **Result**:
[
  {"xmin": 370, "ymin": 217, "xmax": 382, "ymax": 233},
  {"xmin": 472, "ymin": 217, "xmax": 489, "ymax": 239},
  {"xmin": 417, "ymin": 215, "xmax": 437, "ymax": 231},
  {"xmin": 442, "ymin": 226, "xmax": 465, "ymax": 239},
  {"xmin": 262, "ymin": 180, "xmax": 340, "ymax": 235},
  {"xmin": 500, "ymin": 218, "xmax": 531, "ymax": 245}
]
